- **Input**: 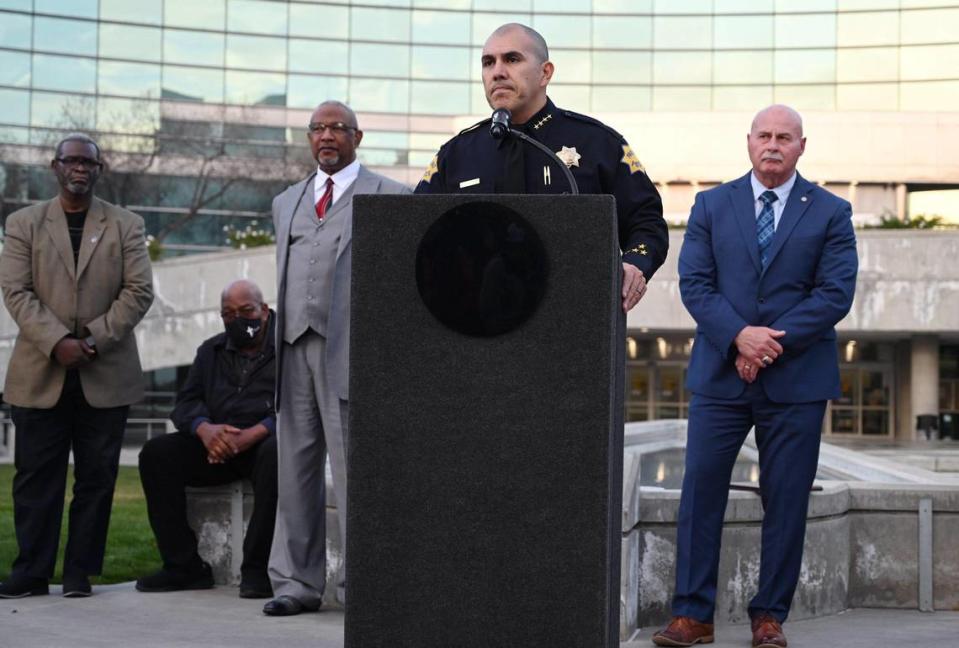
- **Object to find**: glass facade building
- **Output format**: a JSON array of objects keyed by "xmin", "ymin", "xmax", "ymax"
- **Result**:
[{"xmin": 1, "ymin": 0, "xmax": 957, "ymax": 440}]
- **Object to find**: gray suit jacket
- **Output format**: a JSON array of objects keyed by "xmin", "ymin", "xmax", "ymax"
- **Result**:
[{"xmin": 272, "ymin": 165, "xmax": 411, "ymax": 403}]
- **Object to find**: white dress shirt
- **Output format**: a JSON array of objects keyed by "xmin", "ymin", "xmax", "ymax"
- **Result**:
[
  {"xmin": 750, "ymin": 170, "xmax": 797, "ymax": 230},
  {"xmin": 314, "ymin": 159, "xmax": 360, "ymax": 210}
]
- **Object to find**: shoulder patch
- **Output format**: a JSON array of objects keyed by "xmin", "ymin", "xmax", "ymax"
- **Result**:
[
  {"xmin": 421, "ymin": 154, "xmax": 439, "ymax": 184},
  {"xmin": 561, "ymin": 109, "xmax": 624, "ymax": 140},
  {"xmin": 621, "ymin": 144, "xmax": 645, "ymax": 175}
]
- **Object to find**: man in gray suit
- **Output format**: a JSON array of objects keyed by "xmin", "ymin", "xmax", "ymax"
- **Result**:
[{"xmin": 263, "ymin": 100, "xmax": 411, "ymax": 616}]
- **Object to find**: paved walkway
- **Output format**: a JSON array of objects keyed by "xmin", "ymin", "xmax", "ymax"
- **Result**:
[{"xmin": 2, "ymin": 583, "xmax": 957, "ymax": 648}]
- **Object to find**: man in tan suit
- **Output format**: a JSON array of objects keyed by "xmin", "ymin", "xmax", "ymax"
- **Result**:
[{"xmin": 0, "ymin": 133, "xmax": 153, "ymax": 599}]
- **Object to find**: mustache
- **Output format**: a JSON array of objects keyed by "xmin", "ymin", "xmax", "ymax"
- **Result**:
[{"xmin": 762, "ymin": 154, "xmax": 784, "ymax": 162}]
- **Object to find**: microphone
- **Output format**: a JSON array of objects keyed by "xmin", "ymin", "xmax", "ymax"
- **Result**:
[{"xmin": 490, "ymin": 108, "xmax": 511, "ymax": 140}]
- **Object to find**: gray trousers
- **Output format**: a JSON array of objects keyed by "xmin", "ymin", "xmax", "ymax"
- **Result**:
[{"xmin": 268, "ymin": 331, "xmax": 348, "ymax": 607}]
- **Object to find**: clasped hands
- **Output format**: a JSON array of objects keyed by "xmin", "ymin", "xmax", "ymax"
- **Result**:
[
  {"xmin": 734, "ymin": 326, "xmax": 786, "ymax": 384},
  {"xmin": 52, "ymin": 336, "xmax": 96, "ymax": 368},
  {"xmin": 196, "ymin": 422, "xmax": 261, "ymax": 464}
]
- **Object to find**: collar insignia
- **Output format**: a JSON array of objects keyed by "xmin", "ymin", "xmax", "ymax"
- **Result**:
[
  {"xmin": 533, "ymin": 113, "xmax": 553, "ymax": 130},
  {"xmin": 556, "ymin": 146, "xmax": 581, "ymax": 168}
]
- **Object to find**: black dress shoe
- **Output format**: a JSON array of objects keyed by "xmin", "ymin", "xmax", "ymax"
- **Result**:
[
  {"xmin": 62, "ymin": 575, "xmax": 92, "ymax": 598},
  {"xmin": 0, "ymin": 575, "xmax": 49, "ymax": 599},
  {"xmin": 135, "ymin": 562, "xmax": 214, "ymax": 593},
  {"xmin": 239, "ymin": 579, "xmax": 273, "ymax": 599},
  {"xmin": 263, "ymin": 594, "xmax": 316, "ymax": 616}
]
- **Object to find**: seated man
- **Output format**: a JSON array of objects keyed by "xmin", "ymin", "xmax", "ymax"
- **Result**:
[{"xmin": 136, "ymin": 279, "xmax": 278, "ymax": 598}]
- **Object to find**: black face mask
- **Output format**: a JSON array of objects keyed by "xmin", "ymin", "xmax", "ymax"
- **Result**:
[{"xmin": 225, "ymin": 316, "xmax": 263, "ymax": 349}]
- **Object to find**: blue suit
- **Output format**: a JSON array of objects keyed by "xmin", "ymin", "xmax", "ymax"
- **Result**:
[{"xmin": 672, "ymin": 171, "xmax": 857, "ymax": 623}]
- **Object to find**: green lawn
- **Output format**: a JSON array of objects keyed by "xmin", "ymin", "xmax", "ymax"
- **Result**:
[{"xmin": 0, "ymin": 464, "xmax": 162, "ymax": 584}]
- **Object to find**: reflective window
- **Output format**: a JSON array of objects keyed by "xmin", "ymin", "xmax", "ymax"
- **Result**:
[
  {"xmin": 653, "ymin": 16, "xmax": 712, "ymax": 49},
  {"xmin": 654, "ymin": 52, "xmax": 711, "ymax": 85},
  {"xmin": 775, "ymin": 50, "xmax": 836, "ymax": 84},
  {"xmin": 592, "ymin": 17, "xmax": 651, "ymax": 48},
  {"xmin": 350, "ymin": 78, "xmax": 409, "ymax": 113},
  {"xmin": 351, "ymin": 43, "xmax": 409, "ymax": 77},
  {"xmin": 288, "ymin": 40, "xmax": 349, "ymax": 75},
  {"xmin": 837, "ymin": 10, "xmax": 899, "ymax": 47},
  {"xmin": 714, "ymin": 15, "xmax": 774, "ymax": 50},
  {"xmin": 0, "ymin": 0, "xmax": 31, "ymax": 10},
  {"xmin": 34, "ymin": 17, "xmax": 98, "ymax": 57},
  {"xmin": 411, "ymin": 46, "xmax": 470, "ymax": 80},
  {"xmin": 351, "ymin": 7, "xmax": 411, "ymax": 43},
  {"xmin": 532, "ymin": 15, "xmax": 590, "ymax": 48},
  {"xmin": 96, "ymin": 97, "xmax": 160, "ymax": 135},
  {"xmin": 163, "ymin": 29, "xmax": 225, "ymax": 66},
  {"xmin": 547, "ymin": 84, "xmax": 591, "ymax": 112},
  {"xmin": 713, "ymin": 85, "xmax": 774, "ymax": 111},
  {"xmin": 591, "ymin": 86, "xmax": 651, "ymax": 112},
  {"xmin": 593, "ymin": 0, "xmax": 652, "ymax": 11},
  {"xmin": 654, "ymin": 0, "xmax": 710, "ymax": 12},
  {"xmin": 165, "ymin": 0, "xmax": 225, "ymax": 30},
  {"xmin": 228, "ymin": 0, "xmax": 288, "ymax": 35},
  {"xmin": 0, "ymin": 88, "xmax": 29, "ymax": 125},
  {"xmin": 774, "ymin": 84, "xmax": 836, "ymax": 110},
  {"xmin": 410, "ymin": 80, "xmax": 469, "ymax": 115},
  {"xmin": 775, "ymin": 13, "xmax": 837, "ymax": 48},
  {"xmin": 226, "ymin": 35, "xmax": 287, "ymax": 72},
  {"xmin": 287, "ymin": 74, "xmax": 349, "ymax": 110},
  {"xmin": 471, "ymin": 83, "xmax": 491, "ymax": 114},
  {"xmin": 836, "ymin": 47, "xmax": 897, "ymax": 83},
  {"xmin": 414, "ymin": 0, "xmax": 470, "ymax": 7},
  {"xmin": 33, "ymin": 53, "xmax": 96, "ymax": 93},
  {"xmin": 714, "ymin": 0, "xmax": 774, "ymax": 12},
  {"xmin": 225, "ymin": 70, "xmax": 287, "ymax": 105},
  {"xmin": 0, "ymin": 13, "xmax": 31, "ymax": 49},
  {"xmin": 31, "ymin": 92, "xmax": 95, "ymax": 128},
  {"xmin": 653, "ymin": 87, "xmax": 712, "ymax": 111},
  {"xmin": 0, "ymin": 50, "xmax": 30, "ymax": 87},
  {"xmin": 100, "ymin": 0, "xmax": 162, "ymax": 24},
  {"xmin": 162, "ymin": 65, "xmax": 224, "ymax": 103},
  {"xmin": 836, "ymin": 82, "xmax": 898, "ymax": 110},
  {"xmin": 776, "ymin": 0, "xmax": 836, "ymax": 11},
  {"xmin": 550, "ymin": 49, "xmax": 591, "ymax": 85},
  {"xmin": 472, "ymin": 13, "xmax": 533, "ymax": 45},
  {"xmin": 289, "ymin": 4, "xmax": 349, "ymax": 39},
  {"xmin": 412, "ymin": 9, "xmax": 470, "ymax": 45},
  {"xmin": 533, "ymin": 0, "xmax": 590, "ymax": 11},
  {"xmin": 35, "ymin": 0, "xmax": 97, "ymax": 18},
  {"xmin": 838, "ymin": 0, "xmax": 898, "ymax": 8},
  {"xmin": 900, "ymin": 80, "xmax": 959, "ymax": 111},
  {"xmin": 714, "ymin": 51, "xmax": 773, "ymax": 84},
  {"xmin": 474, "ymin": 0, "xmax": 530, "ymax": 9},
  {"xmin": 99, "ymin": 61, "xmax": 161, "ymax": 98},
  {"xmin": 901, "ymin": 44, "xmax": 959, "ymax": 81},
  {"xmin": 99, "ymin": 24, "xmax": 162, "ymax": 62},
  {"xmin": 593, "ymin": 52, "xmax": 650, "ymax": 84},
  {"xmin": 901, "ymin": 7, "xmax": 959, "ymax": 44}
]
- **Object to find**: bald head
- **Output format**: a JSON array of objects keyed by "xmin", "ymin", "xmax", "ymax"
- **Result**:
[
  {"xmin": 750, "ymin": 104, "xmax": 803, "ymax": 138},
  {"xmin": 488, "ymin": 23, "xmax": 549, "ymax": 63},
  {"xmin": 221, "ymin": 279, "xmax": 264, "ymax": 306},
  {"xmin": 315, "ymin": 100, "xmax": 357, "ymax": 130},
  {"xmin": 747, "ymin": 104, "xmax": 806, "ymax": 189}
]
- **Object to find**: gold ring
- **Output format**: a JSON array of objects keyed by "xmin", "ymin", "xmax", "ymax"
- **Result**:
[{"xmin": 762, "ymin": 355, "xmax": 772, "ymax": 366}]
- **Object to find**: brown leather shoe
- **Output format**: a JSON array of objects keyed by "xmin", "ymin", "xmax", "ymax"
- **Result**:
[
  {"xmin": 751, "ymin": 613, "xmax": 787, "ymax": 648},
  {"xmin": 651, "ymin": 616, "xmax": 715, "ymax": 646}
]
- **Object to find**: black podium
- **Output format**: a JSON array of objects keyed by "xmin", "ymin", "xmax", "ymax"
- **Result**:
[{"xmin": 346, "ymin": 194, "xmax": 625, "ymax": 647}]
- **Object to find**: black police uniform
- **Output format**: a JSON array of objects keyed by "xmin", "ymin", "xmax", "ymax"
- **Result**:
[{"xmin": 414, "ymin": 97, "xmax": 668, "ymax": 280}]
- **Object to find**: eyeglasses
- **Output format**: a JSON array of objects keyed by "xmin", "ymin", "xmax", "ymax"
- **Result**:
[
  {"xmin": 307, "ymin": 122, "xmax": 356, "ymax": 135},
  {"xmin": 55, "ymin": 156, "xmax": 102, "ymax": 170},
  {"xmin": 220, "ymin": 305, "xmax": 261, "ymax": 320}
]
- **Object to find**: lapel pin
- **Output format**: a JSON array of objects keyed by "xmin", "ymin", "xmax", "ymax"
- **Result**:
[
  {"xmin": 801, "ymin": 196, "xmax": 807, "ymax": 202},
  {"xmin": 91, "ymin": 236, "xmax": 97, "ymax": 243}
]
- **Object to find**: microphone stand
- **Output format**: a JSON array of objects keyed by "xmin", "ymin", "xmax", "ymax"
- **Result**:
[{"xmin": 508, "ymin": 128, "xmax": 580, "ymax": 196}]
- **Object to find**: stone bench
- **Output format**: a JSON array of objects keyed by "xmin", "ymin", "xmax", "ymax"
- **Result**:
[{"xmin": 185, "ymin": 473, "xmax": 343, "ymax": 606}]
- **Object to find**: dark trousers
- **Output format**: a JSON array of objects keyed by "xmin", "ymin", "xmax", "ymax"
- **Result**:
[
  {"xmin": 138, "ymin": 431, "xmax": 278, "ymax": 583},
  {"xmin": 10, "ymin": 370, "xmax": 129, "ymax": 580},
  {"xmin": 671, "ymin": 382, "xmax": 826, "ymax": 624}
]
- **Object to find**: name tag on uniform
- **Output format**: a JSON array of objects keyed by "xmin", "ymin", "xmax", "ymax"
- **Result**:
[{"xmin": 459, "ymin": 178, "xmax": 480, "ymax": 188}]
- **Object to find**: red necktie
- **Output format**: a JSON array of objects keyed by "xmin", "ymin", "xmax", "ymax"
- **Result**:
[{"xmin": 315, "ymin": 177, "xmax": 334, "ymax": 220}]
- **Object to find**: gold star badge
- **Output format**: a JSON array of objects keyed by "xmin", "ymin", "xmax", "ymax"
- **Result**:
[
  {"xmin": 421, "ymin": 154, "xmax": 439, "ymax": 183},
  {"xmin": 555, "ymin": 146, "xmax": 581, "ymax": 168},
  {"xmin": 626, "ymin": 243, "xmax": 649, "ymax": 256},
  {"xmin": 621, "ymin": 144, "xmax": 645, "ymax": 175}
]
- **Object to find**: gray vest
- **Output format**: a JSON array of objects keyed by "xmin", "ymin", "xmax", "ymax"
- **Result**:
[{"xmin": 282, "ymin": 183, "xmax": 353, "ymax": 343}]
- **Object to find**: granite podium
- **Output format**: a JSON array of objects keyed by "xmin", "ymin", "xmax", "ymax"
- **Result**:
[{"xmin": 346, "ymin": 194, "xmax": 626, "ymax": 647}]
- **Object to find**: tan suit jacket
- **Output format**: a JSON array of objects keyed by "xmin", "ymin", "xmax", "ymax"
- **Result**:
[{"xmin": 0, "ymin": 197, "xmax": 154, "ymax": 408}]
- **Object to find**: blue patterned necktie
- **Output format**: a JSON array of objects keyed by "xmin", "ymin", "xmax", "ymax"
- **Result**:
[{"xmin": 757, "ymin": 190, "xmax": 778, "ymax": 268}]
